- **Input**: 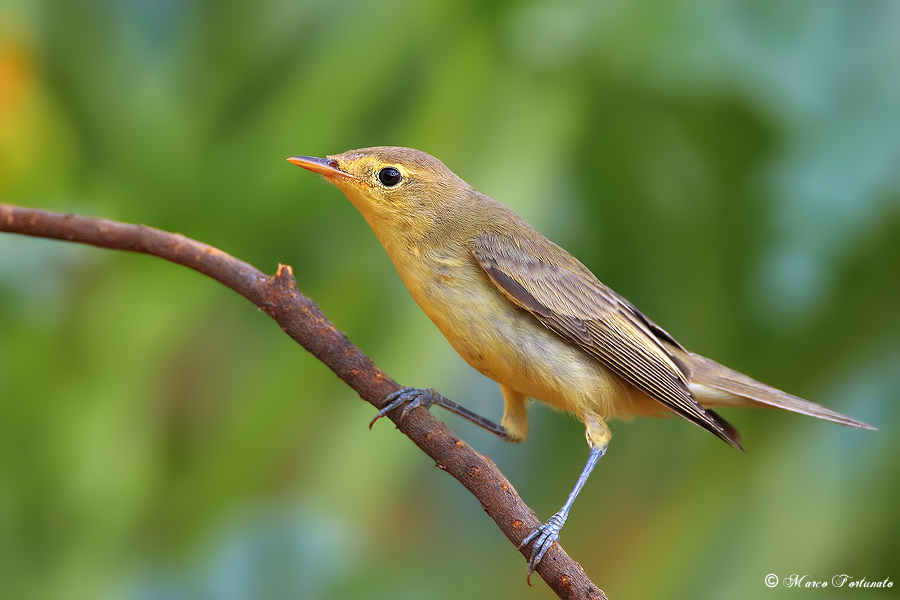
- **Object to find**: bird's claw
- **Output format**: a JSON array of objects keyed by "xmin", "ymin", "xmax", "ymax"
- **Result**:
[
  {"xmin": 369, "ymin": 387, "xmax": 437, "ymax": 429},
  {"xmin": 519, "ymin": 511, "xmax": 567, "ymax": 582}
]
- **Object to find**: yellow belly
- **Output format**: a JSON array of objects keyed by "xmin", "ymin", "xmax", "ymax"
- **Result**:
[{"xmin": 394, "ymin": 246, "xmax": 647, "ymax": 421}]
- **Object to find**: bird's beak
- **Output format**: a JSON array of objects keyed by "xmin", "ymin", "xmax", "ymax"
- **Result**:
[{"xmin": 287, "ymin": 155, "xmax": 361, "ymax": 184}]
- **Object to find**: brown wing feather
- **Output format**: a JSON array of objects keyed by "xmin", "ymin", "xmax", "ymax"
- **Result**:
[{"xmin": 470, "ymin": 232, "xmax": 741, "ymax": 449}]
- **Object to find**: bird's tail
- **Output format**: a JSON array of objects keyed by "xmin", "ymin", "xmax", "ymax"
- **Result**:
[{"xmin": 683, "ymin": 351, "xmax": 875, "ymax": 430}]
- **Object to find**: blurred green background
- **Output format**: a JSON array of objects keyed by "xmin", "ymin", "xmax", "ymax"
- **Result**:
[{"xmin": 1, "ymin": 0, "xmax": 898, "ymax": 598}]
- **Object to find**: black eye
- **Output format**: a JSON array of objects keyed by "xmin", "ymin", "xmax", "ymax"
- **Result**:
[{"xmin": 378, "ymin": 167, "xmax": 402, "ymax": 187}]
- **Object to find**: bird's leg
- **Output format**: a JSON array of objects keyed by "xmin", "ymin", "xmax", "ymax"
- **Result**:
[
  {"xmin": 519, "ymin": 444, "xmax": 606, "ymax": 580},
  {"xmin": 369, "ymin": 387, "xmax": 510, "ymax": 440},
  {"xmin": 520, "ymin": 413, "xmax": 610, "ymax": 580},
  {"xmin": 519, "ymin": 446, "xmax": 606, "ymax": 579}
]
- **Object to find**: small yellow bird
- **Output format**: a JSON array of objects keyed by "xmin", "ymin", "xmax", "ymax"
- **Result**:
[{"xmin": 289, "ymin": 146, "xmax": 873, "ymax": 574}]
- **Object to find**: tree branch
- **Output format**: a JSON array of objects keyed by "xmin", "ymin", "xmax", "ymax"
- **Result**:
[{"xmin": 0, "ymin": 204, "xmax": 606, "ymax": 600}]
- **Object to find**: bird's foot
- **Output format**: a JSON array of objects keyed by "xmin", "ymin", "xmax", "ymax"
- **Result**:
[
  {"xmin": 369, "ymin": 387, "xmax": 440, "ymax": 429},
  {"xmin": 519, "ymin": 511, "xmax": 568, "ymax": 582}
]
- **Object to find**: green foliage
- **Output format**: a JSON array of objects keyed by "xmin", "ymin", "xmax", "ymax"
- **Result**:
[{"xmin": 1, "ymin": 1, "xmax": 897, "ymax": 598}]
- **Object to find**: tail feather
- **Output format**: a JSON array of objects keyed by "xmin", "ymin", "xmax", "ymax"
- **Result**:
[{"xmin": 685, "ymin": 352, "xmax": 875, "ymax": 431}]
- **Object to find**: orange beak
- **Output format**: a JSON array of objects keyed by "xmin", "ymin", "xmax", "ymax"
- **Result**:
[{"xmin": 287, "ymin": 155, "xmax": 360, "ymax": 184}]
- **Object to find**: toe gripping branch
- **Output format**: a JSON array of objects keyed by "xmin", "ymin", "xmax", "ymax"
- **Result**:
[{"xmin": 369, "ymin": 387, "xmax": 509, "ymax": 440}]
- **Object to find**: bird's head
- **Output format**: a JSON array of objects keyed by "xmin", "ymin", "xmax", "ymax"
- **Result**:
[{"xmin": 289, "ymin": 146, "xmax": 472, "ymax": 243}]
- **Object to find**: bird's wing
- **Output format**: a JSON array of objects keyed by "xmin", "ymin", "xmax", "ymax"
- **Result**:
[{"xmin": 469, "ymin": 232, "xmax": 741, "ymax": 448}]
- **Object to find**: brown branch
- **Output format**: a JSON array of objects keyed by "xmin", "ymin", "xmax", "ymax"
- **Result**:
[{"xmin": 0, "ymin": 204, "xmax": 607, "ymax": 600}]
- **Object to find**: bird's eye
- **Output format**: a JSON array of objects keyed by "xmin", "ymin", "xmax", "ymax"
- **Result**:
[{"xmin": 377, "ymin": 167, "xmax": 402, "ymax": 187}]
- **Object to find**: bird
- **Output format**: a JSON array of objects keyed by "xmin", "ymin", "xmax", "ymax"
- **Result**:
[{"xmin": 288, "ymin": 146, "xmax": 874, "ymax": 576}]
